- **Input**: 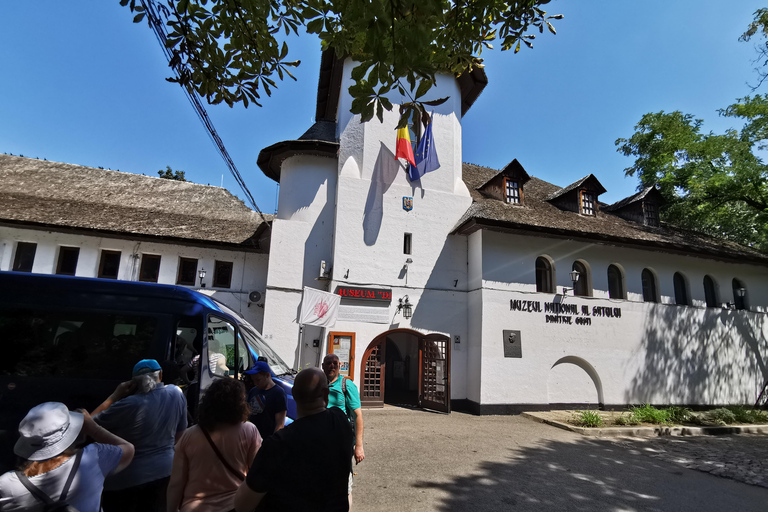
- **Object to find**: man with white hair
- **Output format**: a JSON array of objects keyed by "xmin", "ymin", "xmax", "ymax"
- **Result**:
[{"xmin": 92, "ymin": 358, "xmax": 187, "ymax": 512}]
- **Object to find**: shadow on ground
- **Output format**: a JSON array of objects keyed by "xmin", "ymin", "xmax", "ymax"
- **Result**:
[{"xmin": 407, "ymin": 437, "xmax": 766, "ymax": 512}]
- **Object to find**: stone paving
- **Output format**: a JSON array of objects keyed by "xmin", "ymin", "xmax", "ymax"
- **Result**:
[{"xmin": 613, "ymin": 434, "xmax": 768, "ymax": 488}]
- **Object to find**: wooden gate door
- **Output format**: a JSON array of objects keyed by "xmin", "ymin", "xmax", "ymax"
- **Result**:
[
  {"xmin": 418, "ymin": 334, "xmax": 451, "ymax": 413},
  {"xmin": 361, "ymin": 341, "xmax": 385, "ymax": 407}
]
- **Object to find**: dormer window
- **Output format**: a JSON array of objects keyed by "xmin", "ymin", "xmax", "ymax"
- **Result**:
[
  {"xmin": 580, "ymin": 191, "xmax": 596, "ymax": 216},
  {"xmin": 505, "ymin": 178, "xmax": 521, "ymax": 204},
  {"xmin": 643, "ymin": 202, "xmax": 659, "ymax": 226}
]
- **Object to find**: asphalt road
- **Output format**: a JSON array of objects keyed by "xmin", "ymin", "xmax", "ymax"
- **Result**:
[{"xmin": 353, "ymin": 407, "xmax": 768, "ymax": 512}]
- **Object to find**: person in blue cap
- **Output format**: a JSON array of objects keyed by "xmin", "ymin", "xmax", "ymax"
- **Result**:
[
  {"xmin": 245, "ymin": 361, "xmax": 287, "ymax": 439},
  {"xmin": 91, "ymin": 358, "xmax": 187, "ymax": 512}
]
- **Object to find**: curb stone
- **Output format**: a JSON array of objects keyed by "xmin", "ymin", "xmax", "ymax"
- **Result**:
[{"xmin": 521, "ymin": 411, "xmax": 768, "ymax": 437}]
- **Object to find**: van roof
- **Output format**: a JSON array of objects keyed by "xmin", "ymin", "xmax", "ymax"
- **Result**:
[{"xmin": 0, "ymin": 272, "xmax": 221, "ymax": 310}]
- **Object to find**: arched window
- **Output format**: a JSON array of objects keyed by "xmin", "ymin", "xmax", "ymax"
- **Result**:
[
  {"xmin": 673, "ymin": 272, "xmax": 689, "ymax": 305},
  {"xmin": 572, "ymin": 260, "xmax": 590, "ymax": 297},
  {"xmin": 703, "ymin": 275, "xmax": 718, "ymax": 308},
  {"xmin": 607, "ymin": 264, "xmax": 625, "ymax": 299},
  {"xmin": 641, "ymin": 268, "xmax": 658, "ymax": 303},
  {"xmin": 535, "ymin": 256, "xmax": 555, "ymax": 293},
  {"xmin": 732, "ymin": 278, "xmax": 748, "ymax": 310}
]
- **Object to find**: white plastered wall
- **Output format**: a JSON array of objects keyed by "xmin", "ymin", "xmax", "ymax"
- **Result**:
[
  {"xmin": 261, "ymin": 156, "xmax": 338, "ymax": 368},
  {"xmin": 0, "ymin": 226, "xmax": 268, "ymax": 330},
  {"xmin": 477, "ymin": 231, "xmax": 768, "ymax": 406},
  {"xmin": 327, "ymin": 61, "xmax": 472, "ymax": 396}
]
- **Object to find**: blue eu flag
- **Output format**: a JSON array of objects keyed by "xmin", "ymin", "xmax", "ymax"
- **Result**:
[{"xmin": 408, "ymin": 121, "xmax": 440, "ymax": 181}]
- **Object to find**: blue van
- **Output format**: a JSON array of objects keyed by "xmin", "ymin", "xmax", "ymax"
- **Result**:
[{"xmin": 0, "ymin": 271, "xmax": 295, "ymax": 472}]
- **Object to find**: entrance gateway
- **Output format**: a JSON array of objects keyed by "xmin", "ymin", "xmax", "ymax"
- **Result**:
[{"xmin": 359, "ymin": 329, "xmax": 451, "ymax": 413}]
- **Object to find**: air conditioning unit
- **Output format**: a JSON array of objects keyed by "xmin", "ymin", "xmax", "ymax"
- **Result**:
[{"xmin": 248, "ymin": 291, "xmax": 262, "ymax": 304}]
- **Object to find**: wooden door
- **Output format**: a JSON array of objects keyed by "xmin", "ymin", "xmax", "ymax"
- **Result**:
[
  {"xmin": 418, "ymin": 334, "xmax": 450, "ymax": 413},
  {"xmin": 360, "ymin": 341, "xmax": 386, "ymax": 407}
]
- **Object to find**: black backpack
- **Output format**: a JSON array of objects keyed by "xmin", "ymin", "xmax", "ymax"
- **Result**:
[{"xmin": 15, "ymin": 449, "xmax": 83, "ymax": 511}]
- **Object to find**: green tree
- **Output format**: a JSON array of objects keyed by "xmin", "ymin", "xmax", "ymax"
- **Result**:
[
  {"xmin": 121, "ymin": 0, "xmax": 561, "ymax": 126},
  {"xmin": 615, "ymin": 96, "xmax": 768, "ymax": 251},
  {"xmin": 158, "ymin": 165, "xmax": 187, "ymax": 181},
  {"xmin": 740, "ymin": 8, "xmax": 768, "ymax": 89}
]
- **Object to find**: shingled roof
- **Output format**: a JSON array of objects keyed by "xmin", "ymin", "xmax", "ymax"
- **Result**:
[
  {"xmin": 455, "ymin": 163, "xmax": 768, "ymax": 265},
  {"xmin": 0, "ymin": 155, "xmax": 270, "ymax": 251}
]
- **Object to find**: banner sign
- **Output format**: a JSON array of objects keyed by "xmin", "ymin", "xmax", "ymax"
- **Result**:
[
  {"xmin": 336, "ymin": 286, "xmax": 392, "ymax": 302},
  {"xmin": 299, "ymin": 287, "xmax": 340, "ymax": 327}
]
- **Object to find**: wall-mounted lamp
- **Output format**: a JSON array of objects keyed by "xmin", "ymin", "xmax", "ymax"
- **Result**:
[
  {"xmin": 726, "ymin": 287, "xmax": 747, "ymax": 309},
  {"xmin": 562, "ymin": 270, "xmax": 580, "ymax": 295},
  {"xmin": 403, "ymin": 257, "xmax": 413, "ymax": 271},
  {"xmin": 198, "ymin": 268, "xmax": 207, "ymax": 288},
  {"xmin": 397, "ymin": 295, "xmax": 413, "ymax": 319}
]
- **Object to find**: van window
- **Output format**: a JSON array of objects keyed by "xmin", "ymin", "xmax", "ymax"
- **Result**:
[
  {"xmin": 1, "ymin": 308, "xmax": 156, "ymax": 379},
  {"xmin": 206, "ymin": 315, "xmax": 249, "ymax": 378}
]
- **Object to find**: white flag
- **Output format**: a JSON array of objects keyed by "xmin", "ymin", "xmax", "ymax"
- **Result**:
[{"xmin": 299, "ymin": 287, "xmax": 340, "ymax": 327}]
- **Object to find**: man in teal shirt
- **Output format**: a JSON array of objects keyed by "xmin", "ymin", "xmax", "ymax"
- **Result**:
[{"xmin": 322, "ymin": 353, "xmax": 364, "ymax": 505}]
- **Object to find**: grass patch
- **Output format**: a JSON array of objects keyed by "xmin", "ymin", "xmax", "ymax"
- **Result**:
[
  {"xmin": 629, "ymin": 404, "xmax": 671, "ymax": 425},
  {"xmin": 613, "ymin": 413, "xmax": 640, "ymax": 426},
  {"xmin": 666, "ymin": 406, "xmax": 693, "ymax": 424},
  {"xmin": 573, "ymin": 410, "xmax": 603, "ymax": 428}
]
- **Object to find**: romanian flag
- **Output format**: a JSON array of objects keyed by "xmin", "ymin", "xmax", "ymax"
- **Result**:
[{"xmin": 395, "ymin": 127, "xmax": 416, "ymax": 167}]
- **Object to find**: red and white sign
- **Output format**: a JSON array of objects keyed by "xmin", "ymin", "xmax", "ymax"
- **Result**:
[{"xmin": 299, "ymin": 286, "xmax": 340, "ymax": 327}]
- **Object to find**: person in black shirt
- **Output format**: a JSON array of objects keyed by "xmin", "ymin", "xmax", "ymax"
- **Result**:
[
  {"xmin": 234, "ymin": 368, "xmax": 353, "ymax": 512},
  {"xmin": 245, "ymin": 361, "xmax": 287, "ymax": 439}
]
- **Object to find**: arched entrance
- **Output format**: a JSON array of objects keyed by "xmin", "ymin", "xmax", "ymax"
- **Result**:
[{"xmin": 359, "ymin": 329, "xmax": 451, "ymax": 413}]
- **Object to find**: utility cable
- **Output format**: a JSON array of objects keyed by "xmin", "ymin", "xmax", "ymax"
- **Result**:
[{"xmin": 139, "ymin": 0, "xmax": 271, "ymax": 230}]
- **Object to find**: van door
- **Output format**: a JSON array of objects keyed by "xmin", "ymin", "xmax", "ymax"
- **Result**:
[{"xmin": 199, "ymin": 314, "xmax": 251, "ymax": 394}]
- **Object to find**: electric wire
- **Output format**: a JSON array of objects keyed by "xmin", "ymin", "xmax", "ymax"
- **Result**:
[{"xmin": 139, "ymin": 0, "xmax": 271, "ymax": 229}]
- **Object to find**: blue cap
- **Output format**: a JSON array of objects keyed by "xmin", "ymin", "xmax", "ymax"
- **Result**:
[
  {"xmin": 244, "ymin": 361, "xmax": 272, "ymax": 376},
  {"xmin": 133, "ymin": 359, "xmax": 162, "ymax": 376}
]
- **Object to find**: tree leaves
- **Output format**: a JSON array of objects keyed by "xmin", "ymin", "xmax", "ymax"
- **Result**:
[
  {"xmin": 121, "ymin": 0, "xmax": 562, "ymax": 126},
  {"xmin": 616, "ymin": 99, "xmax": 768, "ymax": 251}
]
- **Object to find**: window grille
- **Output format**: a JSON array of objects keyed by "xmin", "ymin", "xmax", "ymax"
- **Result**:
[
  {"xmin": 505, "ymin": 179, "xmax": 521, "ymax": 204},
  {"xmin": 581, "ymin": 191, "xmax": 595, "ymax": 216}
]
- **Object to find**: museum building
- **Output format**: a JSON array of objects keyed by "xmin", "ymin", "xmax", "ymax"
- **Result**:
[
  {"xmin": 256, "ymin": 52, "xmax": 768, "ymax": 413},
  {"xmin": 2, "ymin": 52, "xmax": 767, "ymax": 413}
]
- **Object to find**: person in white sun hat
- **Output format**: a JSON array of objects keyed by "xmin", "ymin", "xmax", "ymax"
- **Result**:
[{"xmin": 0, "ymin": 401, "xmax": 134, "ymax": 512}]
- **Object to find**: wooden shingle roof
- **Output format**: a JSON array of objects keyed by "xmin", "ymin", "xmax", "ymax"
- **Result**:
[
  {"xmin": 0, "ymin": 155, "xmax": 270, "ymax": 251},
  {"xmin": 456, "ymin": 162, "xmax": 768, "ymax": 265}
]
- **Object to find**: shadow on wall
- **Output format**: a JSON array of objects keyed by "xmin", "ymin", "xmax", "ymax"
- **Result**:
[
  {"xmin": 627, "ymin": 305, "xmax": 768, "ymax": 405},
  {"xmin": 410, "ymin": 437, "xmax": 765, "ymax": 512},
  {"xmin": 363, "ymin": 143, "xmax": 401, "ymax": 246}
]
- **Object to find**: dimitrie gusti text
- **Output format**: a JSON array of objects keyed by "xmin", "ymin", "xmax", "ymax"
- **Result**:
[{"xmin": 509, "ymin": 299, "xmax": 622, "ymax": 326}]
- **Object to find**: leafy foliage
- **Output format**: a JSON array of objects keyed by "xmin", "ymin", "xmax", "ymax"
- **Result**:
[
  {"xmin": 615, "ymin": 97, "xmax": 768, "ymax": 251},
  {"xmin": 158, "ymin": 165, "xmax": 187, "ymax": 181},
  {"xmin": 740, "ymin": 8, "xmax": 768, "ymax": 89},
  {"xmin": 121, "ymin": 0, "xmax": 561, "ymax": 124}
]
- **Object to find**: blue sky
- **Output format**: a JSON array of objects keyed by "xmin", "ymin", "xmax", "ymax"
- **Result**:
[{"xmin": 1, "ymin": 1, "xmax": 765, "ymax": 213}]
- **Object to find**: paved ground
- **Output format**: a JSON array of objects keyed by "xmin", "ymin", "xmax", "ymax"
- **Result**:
[{"xmin": 353, "ymin": 407, "xmax": 768, "ymax": 512}]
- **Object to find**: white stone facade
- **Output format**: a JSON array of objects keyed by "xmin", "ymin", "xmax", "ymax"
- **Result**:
[{"xmin": 257, "ymin": 58, "xmax": 768, "ymax": 411}]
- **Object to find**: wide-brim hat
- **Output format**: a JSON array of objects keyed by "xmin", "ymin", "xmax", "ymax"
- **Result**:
[{"xmin": 14, "ymin": 402, "xmax": 84, "ymax": 461}]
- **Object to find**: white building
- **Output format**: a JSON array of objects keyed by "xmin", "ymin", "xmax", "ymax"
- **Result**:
[
  {"xmin": 255, "ymin": 52, "xmax": 768, "ymax": 413},
  {"xmin": 0, "ymin": 154, "xmax": 270, "ymax": 331},
  {"xmin": 3, "ymin": 52, "xmax": 767, "ymax": 413}
]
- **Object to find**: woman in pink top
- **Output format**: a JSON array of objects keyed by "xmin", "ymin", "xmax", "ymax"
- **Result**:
[{"xmin": 167, "ymin": 379, "xmax": 262, "ymax": 512}]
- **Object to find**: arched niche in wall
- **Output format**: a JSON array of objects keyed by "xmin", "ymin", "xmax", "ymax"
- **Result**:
[
  {"xmin": 572, "ymin": 260, "xmax": 592, "ymax": 297},
  {"xmin": 641, "ymin": 268, "xmax": 659, "ymax": 303},
  {"xmin": 703, "ymin": 275, "xmax": 719, "ymax": 308},
  {"xmin": 732, "ymin": 278, "xmax": 749, "ymax": 311},
  {"xmin": 535, "ymin": 255, "xmax": 556, "ymax": 293},
  {"xmin": 547, "ymin": 356, "xmax": 604, "ymax": 407},
  {"xmin": 607, "ymin": 263, "xmax": 626, "ymax": 299},
  {"xmin": 673, "ymin": 271, "xmax": 690, "ymax": 306}
]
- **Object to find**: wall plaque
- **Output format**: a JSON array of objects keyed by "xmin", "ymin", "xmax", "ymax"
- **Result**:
[{"xmin": 503, "ymin": 329, "xmax": 522, "ymax": 358}]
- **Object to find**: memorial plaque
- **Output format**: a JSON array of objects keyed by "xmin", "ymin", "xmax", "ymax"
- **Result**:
[{"xmin": 503, "ymin": 329, "xmax": 522, "ymax": 358}]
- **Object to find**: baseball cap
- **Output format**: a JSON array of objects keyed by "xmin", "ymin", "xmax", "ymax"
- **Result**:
[
  {"xmin": 133, "ymin": 358, "xmax": 162, "ymax": 376},
  {"xmin": 14, "ymin": 402, "xmax": 84, "ymax": 461},
  {"xmin": 244, "ymin": 361, "xmax": 273, "ymax": 376}
]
